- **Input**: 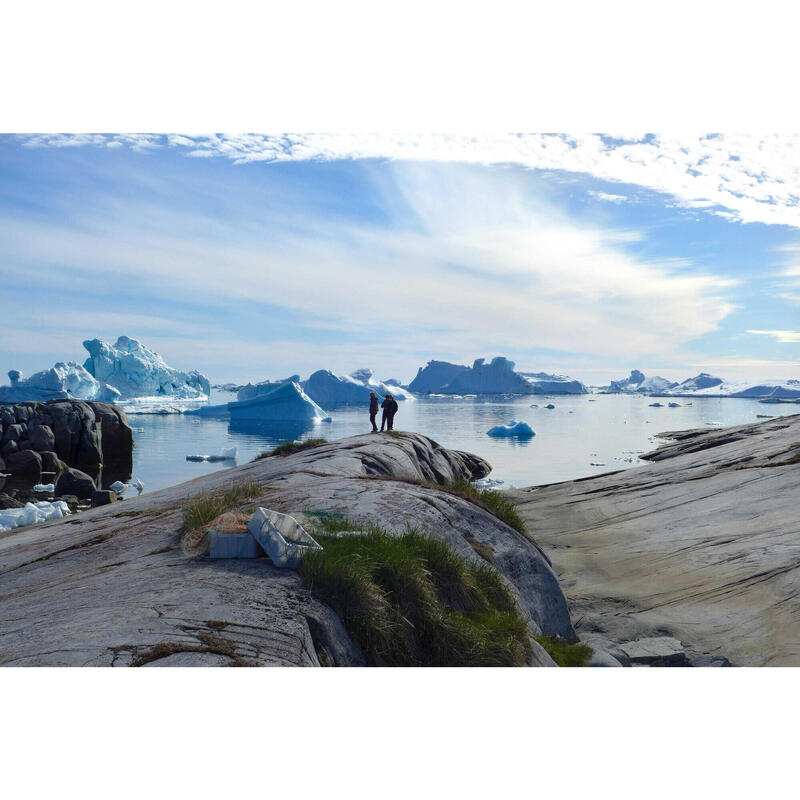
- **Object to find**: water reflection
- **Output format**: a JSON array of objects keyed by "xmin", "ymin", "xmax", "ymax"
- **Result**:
[{"xmin": 227, "ymin": 417, "xmax": 323, "ymax": 442}]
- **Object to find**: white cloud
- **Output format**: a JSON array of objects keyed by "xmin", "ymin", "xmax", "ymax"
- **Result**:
[
  {"xmin": 17, "ymin": 133, "xmax": 800, "ymax": 228},
  {"xmin": 0, "ymin": 161, "xmax": 738, "ymax": 379},
  {"xmin": 587, "ymin": 190, "xmax": 627, "ymax": 204},
  {"xmin": 747, "ymin": 329, "xmax": 800, "ymax": 343}
]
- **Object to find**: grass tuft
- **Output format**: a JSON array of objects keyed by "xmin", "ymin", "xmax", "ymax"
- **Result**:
[
  {"xmin": 298, "ymin": 520, "xmax": 533, "ymax": 666},
  {"xmin": 444, "ymin": 478, "xmax": 526, "ymax": 534},
  {"xmin": 182, "ymin": 479, "xmax": 263, "ymax": 532},
  {"xmin": 254, "ymin": 438, "xmax": 328, "ymax": 460},
  {"xmin": 534, "ymin": 635, "xmax": 592, "ymax": 667}
]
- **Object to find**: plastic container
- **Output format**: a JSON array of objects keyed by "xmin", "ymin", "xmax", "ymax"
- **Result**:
[
  {"xmin": 248, "ymin": 508, "xmax": 322, "ymax": 568},
  {"xmin": 208, "ymin": 532, "xmax": 263, "ymax": 559}
]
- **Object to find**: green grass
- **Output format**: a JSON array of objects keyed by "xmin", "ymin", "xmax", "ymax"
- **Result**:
[
  {"xmin": 534, "ymin": 635, "xmax": 592, "ymax": 667},
  {"xmin": 253, "ymin": 438, "xmax": 328, "ymax": 460},
  {"xmin": 298, "ymin": 518, "xmax": 533, "ymax": 666},
  {"xmin": 182, "ymin": 479, "xmax": 263, "ymax": 532},
  {"xmin": 443, "ymin": 478, "xmax": 526, "ymax": 534}
]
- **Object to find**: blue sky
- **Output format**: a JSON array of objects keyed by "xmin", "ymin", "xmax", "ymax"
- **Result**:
[{"xmin": 1, "ymin": 133, "xmax": 798, "ymax": 385}]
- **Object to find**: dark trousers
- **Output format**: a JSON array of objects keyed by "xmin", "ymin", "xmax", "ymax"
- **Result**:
[
  {"xmin": 370, "ymin": 411, "xmax": 378, "ymax": 431},
  {"xmin": 381, "ymin": 412, "xmax": 395, "ymax": 431}
]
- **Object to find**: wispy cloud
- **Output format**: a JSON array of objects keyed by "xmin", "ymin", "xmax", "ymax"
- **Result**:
[
  {"xmin": 17, "ymin": 133, "xmax": 800, "ymax": 228},
  {"xmin": 747, "ymin": 329, "xmax": 800, "ymax": 343},
  {"xmin": 0, "ymin": 159, "xmax": 740, "ymax": 380}
]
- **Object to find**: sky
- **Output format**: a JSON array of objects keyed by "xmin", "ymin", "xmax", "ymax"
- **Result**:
[{"xmin": 1, "ymin": 133, "xmax": 798, "ymax": 386}]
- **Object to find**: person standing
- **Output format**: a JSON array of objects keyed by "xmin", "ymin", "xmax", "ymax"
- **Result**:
[
  {"xmin": 368, "ymin": 391, "xmax": 379, "ymax": 432},
  {"xmin": 380, "ymin": 393, "xmax": 399, "ymax": 431}
]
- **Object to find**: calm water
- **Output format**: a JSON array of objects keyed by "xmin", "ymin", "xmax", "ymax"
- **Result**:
[{"xmin": 125, "ymin": 391, "xmax": 799, "ymax": 495}]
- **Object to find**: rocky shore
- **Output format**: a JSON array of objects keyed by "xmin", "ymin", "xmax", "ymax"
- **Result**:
[
  {"xmin": 507, "ymin": 414, "xmax": 800, "ymax": 666},
  {"xmin": 0, "ymin": 432, "xmax": 573, "ymax": 666},
  {"xmin": 0, "ymin": 399, "xmax": 134, "ymax": 507}
]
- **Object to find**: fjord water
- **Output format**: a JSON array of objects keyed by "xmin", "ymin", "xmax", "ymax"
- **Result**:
[{"xmin": 127, "ymin": 391, "xmax": 799, "ymax": 494}]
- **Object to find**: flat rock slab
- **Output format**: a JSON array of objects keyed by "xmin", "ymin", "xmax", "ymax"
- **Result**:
[
  {"xmin": 618, "ymin": 637, "xmax": 688, "ymax": 666},
  {"xmin": 508, "ymin": 414, "xmax": 800, "ymax": 666},
  {"xmin": 0, "ymin": 432, "xmax": 567, "ymax": 667}
]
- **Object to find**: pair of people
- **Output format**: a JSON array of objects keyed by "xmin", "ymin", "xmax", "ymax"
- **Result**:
[{"xmin": 369, "ymin": 391, "xmax": 398, "ymax": 432}]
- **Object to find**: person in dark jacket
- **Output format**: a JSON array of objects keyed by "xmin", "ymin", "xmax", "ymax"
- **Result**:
[
  {"xmin": 368, "ymin": 391, "xmax": 379, "ymax": 432},
  {"xmin": 380, "ymin": 393, "xmax": 399, "ymax": 431}
]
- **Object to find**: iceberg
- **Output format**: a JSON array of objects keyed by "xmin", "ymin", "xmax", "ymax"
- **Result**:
[
  {"xmin": 83, "ymin": 336, "xmax": 210, "ymax": 400},
  {"xmin": 604, "ymin": 370, "xmax": 677, "ymax": 394},
  {"xmin": 408, "ymin": 360, "xmax": 471, "ymax": 393},
  {"xmin": 519, "ymin": 371, "xmax": 589, "ymax": 395},
  {"xmin": 486, "ymin": 419, "xmax": 535, "ymax": 439},
  {"xmin": 229, "ymin": 381, "xmax": 331, "ymax": 423},
  {"xmin": 237, "ymin": 375, "xmax": 300, "ymax": 402},
  {"xmin": 410, "ymin": 357, "xmax": 586, "ymax": 395},
  {"xmin": 184, "ymin": 381, "xmax": 331, "ymax": 423},
  {"xmin": 347, "ymin": 368, "xmax": 414, "ymax": 402},
  {"xmin": 0, "ymin": 363, "xmax": 120, "ymax": 403},
  {"xmin": 670, "ymin": 373, "xmax": 724, "ymax": 393}
]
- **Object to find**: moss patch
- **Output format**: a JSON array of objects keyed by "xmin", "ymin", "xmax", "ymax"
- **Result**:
[
  {"xmin": 534, "ymin": 635, "xmax": 592, "ymax": 667},
  {"xmin": 299, "ymin": 518, "xmax": 532, "ymax": 666},
  {"xmin": 254, "ymin": 438, "xmax": 328, "ymax": 460}
]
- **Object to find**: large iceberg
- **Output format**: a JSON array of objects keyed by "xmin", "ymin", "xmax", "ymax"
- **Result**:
[
  {"xmin": 301, "ymin": 369, "xmax": 411, "ymax": 407},
  {"xmin": 0, "ymin": 363, "xmax": 120, "ymax": 403},
  {"xmin": 408, "ymin": 356, "xmax": 586, "ymax": 395},
  {"xmin": 237, "ymin": 375, "xmax": 300, "ymax": 402},
  {"xmin": 347, "ymin": 368, "xmax": 414, "ymax": 402},
  {"xmin": 83, "ymin": 336, "xmax": 210, "ymax": 400},
  {"xmin": 408, "ymin": 360, "xmax": 471, "ymax": 393},
  {"xmin": 604, "ymin": 370, "xmax": 677, "ymax": 394},
  {"xmin": 670, "ymin": 373, "xmax": 724, "ymax": 393},
  {"xmin": 186, "ymin": 381, "xmax": 331, "ymax": 423},
  {"xmin": 228, "ymin": 381, "xmax": 331, "ymax": 422},
  {"xmin": 519, "ymin": 371, "xmax": 589, "ymax": 395}
]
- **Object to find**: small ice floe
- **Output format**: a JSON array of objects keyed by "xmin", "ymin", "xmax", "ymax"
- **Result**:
[
  {"xmin": 186, "ymin": 446, "xmax": 238, "ymax": 463},
  {"xmin": 649, "ymin": 402, "xmax": 664, "ymax": 407},
  {"xmin": 473, "ymin": 478, "xmax": 505, "ymax": 488},
  {"xmin": 588, "ymin": 399, "xmax": 596, "ymax": 402},
  {"xmin": 530, "ymin": 404, "xmax": 539, "ymax": 408},
  {"xmin": 756, "ymin": 414, "xmax": 774, "ymax": 419},
  {"xmin": 544, "ymin": 403, "xmax": 555, "ymax": 409},
  {"xmin": 133, "ymin": 478, "xmax": 144, "ymax": 494},
  {"xmin": 0, "ymin": 500, "xmax": 70, "ymax": 533},
  {"xmin": 33, "ymin": 483, "xmax": 55, "ymax": 493},
  {"xmin": 486, "ymin": 420, "xmax": 535, "ymax": 439},
  {"xmin": 109, "ymin": 480, "xmax": 128, "ymax": 494},
  {"xmin": 590, "ymin": 462, "xmax": 606, "ymax": 467},
  {"xmin": 668, "ymin": 402, "xmax": 681, "ymax": 407}
]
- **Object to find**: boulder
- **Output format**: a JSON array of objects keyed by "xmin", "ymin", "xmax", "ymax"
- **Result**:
[
  {"xmin": 59, "ymin": 494, "xmax": 80, "ymax": 512},
  {"xmin": 43, "ymin": 400, "xmax": 102, "ymax": 470},
  {"xmin": 1, "ymin": 439, "xmax": 19, "ymax": 459},
  {"xmin": 0, "ymin": 493, "xmax": 25, "ymax": 509},
  {"xmin": 690, "ymin": 655, "xmax": 732, "ymax": 667},
  {"xmin": 91, "ymin": 489, "xmax": 117, "ymax": 507},
  {"xmin": 39, "ymin": 451, "xmax": 65, "ymax": 479},
  {"xmin": 55, "ymin": 467, "xmax": 96, "ymax": 500},
  {"xmin": 2, "ymin": 423, "xmax": 25, "ymax": 445},
  {"xmin": 0, "ymin": 406, "xmax": 15, "ymax": 426},
  {"xmin": 618, "ymin": 637, "xmax": 688, "ymax": 666},
  {"xmin": 14, "ymin": 404, "xmax": 33, "ymax": 423},
  {"xmin": 89, "ymin": 402, "xmax": 134, "ymax": 468},
  {"xmin": 28, "ymin": 424, "xmax": 56, "ymax": 452},
  {"xmin": 5, "ymin": 450, "xmax": 43, "ymax": 483},
  {"xmin": 588, "ymin": 649, "xmax": 624, "ymax": 667}
]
